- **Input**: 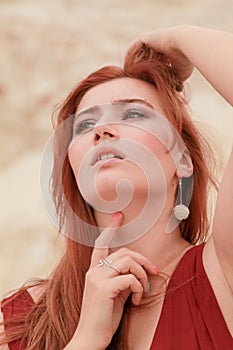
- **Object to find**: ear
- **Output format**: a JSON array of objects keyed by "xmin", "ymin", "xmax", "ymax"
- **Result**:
[{"xmin": 176, "ymin": 149, "xmax": 193, "ymax": 178}]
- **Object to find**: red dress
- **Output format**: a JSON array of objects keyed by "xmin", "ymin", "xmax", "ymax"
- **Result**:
[
  {"xmin": 1, "ymin": 244, "xmax": 233, "ymax": 349},
  {"xmin": 1, "ymin": 289, "xmax": 34, "ymax": 350},
  {"xmin": 150, "ymin": 243, "xmax": 233, "ymax": 349}
]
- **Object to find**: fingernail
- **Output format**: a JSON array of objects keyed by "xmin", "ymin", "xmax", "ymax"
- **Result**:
[
  {"xmin": 147, "ymin": 282, "xmax": 151, "ymax": 293},
  {"xmin": 153, "ymin": 265, "xmax": 159, "ymax": 274},
  {"xmin": 113, "ymin": 212, "xmax": 122, "ymax": 220}
]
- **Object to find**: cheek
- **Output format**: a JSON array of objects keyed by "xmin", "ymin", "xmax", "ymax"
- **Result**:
[
  {"xmin": 127, "ymin": 129, "xmax": 166, "ymax": 159},
  {"xmin": 129, "ymin": 131, "xmax": 176, "ymax": 182},
  {"xmin": 68, "ymin": 141, "xmax": 86, "ymax": 179}
]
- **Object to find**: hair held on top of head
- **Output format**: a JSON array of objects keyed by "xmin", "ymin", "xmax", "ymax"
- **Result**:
[{"xmin": 125, "ymin": 42, "xmax": 184, "ymax": 92}]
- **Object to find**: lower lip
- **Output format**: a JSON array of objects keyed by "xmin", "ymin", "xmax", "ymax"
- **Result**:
[{"xmin": 93, "ymin": 158, "xmax": 123, "ymax": 169}]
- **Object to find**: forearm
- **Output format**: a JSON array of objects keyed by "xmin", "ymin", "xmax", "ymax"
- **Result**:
[{"xmin": 172, "ymin": 25, "xmax": 233, "ymax": 105}]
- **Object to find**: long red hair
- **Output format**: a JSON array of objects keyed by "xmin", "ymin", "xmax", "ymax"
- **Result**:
[{"xmin": 0, "ymin": 43, "xmax": 218, "ymax": 349}]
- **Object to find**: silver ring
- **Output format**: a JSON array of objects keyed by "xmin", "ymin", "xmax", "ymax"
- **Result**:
[
  {"xmin": 98, "ymin": 258, "xmax": 121, "ymax": 274},
  {"xmin": 98, "ymin": 257, "xmax": 113, "ymax": 267},
  {"xmin": 104, "ymin": 257, "xmax": 113, "ymax": 265},
  {"xmin": 107, "ymin": 264, "xmax": 121, "ymax": 274},
  {"xmin": 98, "ymin": 259, "xmax": 105, "ymax": 267}
]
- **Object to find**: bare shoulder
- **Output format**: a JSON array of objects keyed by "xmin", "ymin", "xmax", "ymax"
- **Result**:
[
  {"xmin": 212, "ymin": 147, "xmax": 233, "ymax": 281},
  {"xmin": 204, "ymin": 147, "xmax": 233, "ymax": 322},
  {"xmin": 27, "ymin": 284, "xmax": 46, "ymax": 303},
  {"xmin": 203, "ymin": 147, "xmax": 233, "ymax": 332},
  {"xmin": 203, "ymin": 237, "xmax": 233, "ymax": 336}
]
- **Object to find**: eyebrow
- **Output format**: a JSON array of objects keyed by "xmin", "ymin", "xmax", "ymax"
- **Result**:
[
  {"xmin": 74, "ymin": 98, "xmax": 154, "ymax": 120},
  {"xmin": 74, "ymin": 105, "xmax": 100, "ymax": 120},
  {"xmin": 111, "ymin": 98, "xmax": 154, "ymax": 110}
]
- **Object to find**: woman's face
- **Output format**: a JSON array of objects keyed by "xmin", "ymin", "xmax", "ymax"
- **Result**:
[{"xmin": 68, "ymin": 77, "xmax": 178, "ymax": 214}]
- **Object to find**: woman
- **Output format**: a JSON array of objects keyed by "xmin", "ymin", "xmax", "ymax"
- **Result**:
[{"xmin": 0, "ymin": 25, "xmax": 232, "ymax": 349}]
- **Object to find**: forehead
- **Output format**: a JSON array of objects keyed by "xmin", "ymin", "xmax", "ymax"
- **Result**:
[{"xmin": 77, "ymin": 77, "xmax": 164, "ymax": 114}]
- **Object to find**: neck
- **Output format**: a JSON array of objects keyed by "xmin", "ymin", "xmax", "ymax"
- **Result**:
[
  {"xmin": 94, "ymin": 193, "xmax": 191, "ymax": 271},
  {"xmin": 123, "ymin": 224, "xmax": 191, "ymax": 272}
]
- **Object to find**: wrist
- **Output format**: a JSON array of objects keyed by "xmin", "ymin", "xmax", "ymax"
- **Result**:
[
  {"xmin": 171, "ymin": 25, "xmax": 191, "ymax": 48},
  {"xmin": 172, "ymin": 25, "xmax": 201, "ymax": 51},
  {"xmin": 64, "ymin": 329, "xmax": 107, "ymax": 350}
]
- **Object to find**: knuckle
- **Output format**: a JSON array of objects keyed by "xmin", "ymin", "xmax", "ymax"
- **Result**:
[
  {"xmin": 128, "ymin": 274, "xmax": 137, "ymax": 284},
  {"xmin": 86, "ymin": 273, "xmax": 104, "ymax": 291},
  {"xmin": 85, "ymin": 269, "xmax": 98, "ymax": 285},
  {"xmin": 128, "ymin": 274, "xmax": 143, "ymax": 290},
  {"xmin": 122, "ymin": 255, "xmax": 133, "ymax": 266},
  {"xmin": 140, "ymin": 254, "xmax": 151, "ymax": 266},
  {"xmin": 85, "ymin": 269, "xmax": 93, "ymax": 280},
  {"xmin": 119, "ymin": 247, "xmax": 130, "ymax": 256},
  {"xmin": 85, "ymin": 270, "xmax": 91, "ymax": 281}
]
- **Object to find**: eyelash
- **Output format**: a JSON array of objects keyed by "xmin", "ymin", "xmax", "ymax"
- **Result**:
[
  {"xmin": 122, "ymin": 109, "xmax": 147, "ymax": 120},
  {"xmin": 74, "ymin": 109, "xmax": 147, "ymax": 135},
  {"xmin": 75, "ymin": 119, "xmax": 96, "ymax": 134}
]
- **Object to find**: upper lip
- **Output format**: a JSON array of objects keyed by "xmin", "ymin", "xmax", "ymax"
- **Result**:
[{"xmin": 91, "ymin": 144, "xmax": 125, "ymax": 166}]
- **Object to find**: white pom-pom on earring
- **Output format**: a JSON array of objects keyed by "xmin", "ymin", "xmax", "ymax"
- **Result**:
[
  {"xmin": 173, "ymin": 204, "xmax": 190, "ymax": 220},
  {"xmin": 173, "ymin": 178, "xmax": 190, "ymax": 221}
]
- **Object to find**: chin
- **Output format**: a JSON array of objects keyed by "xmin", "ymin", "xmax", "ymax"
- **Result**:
[
  {"xmin": 93, "ymin": 175, "xmax": 148, "ymax": 208},
  {"xmin": 80, "ymin": 163, "xmax": 150, "ymax": 210},
  {"xmin": 96, "ymin": 175, "xmax": 131, "ymax": 202}
]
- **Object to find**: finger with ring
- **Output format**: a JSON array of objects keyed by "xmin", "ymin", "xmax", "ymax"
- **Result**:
[
  {"xmin": 98, "ymin": 257, "xmax": 113, "ymax": 267},
  {"xmin": 98, "ymin": 258, "xmax": 121, "ymax": 274},
  {"xmin": 107, "ymin": 264, "xmax": 121, "ymax": 274}
]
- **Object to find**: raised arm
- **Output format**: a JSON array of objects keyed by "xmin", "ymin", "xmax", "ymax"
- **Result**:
[
  {"xmin": 128, "ymin": 25, "xmax": 233, "ymax": 105},
  {"xmin": 127, "ymin": 25, "xmax": 233, "ymax": 293}
]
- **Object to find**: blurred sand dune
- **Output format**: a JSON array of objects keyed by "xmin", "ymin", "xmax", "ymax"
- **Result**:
[{"xmin": 0, "ymin": 0, "xmax": 232, "ymax": 297}]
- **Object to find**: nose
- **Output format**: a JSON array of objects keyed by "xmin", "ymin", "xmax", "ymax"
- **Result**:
[{"xmin": 93, "ymin": 124, "xmax": 119, "ymax": 144}]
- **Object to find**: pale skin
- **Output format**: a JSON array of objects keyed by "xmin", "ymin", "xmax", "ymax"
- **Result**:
[
  {"xmin": 67, "ymin": 77, "xmax": 193, "ymax": 349},
  {"xmin": 0, "ymin": 25, "xmax": 232, "ymax": 350},
  {"xmin": 65, "ymin": 26, "xmax": 233, "ymax": 349}
]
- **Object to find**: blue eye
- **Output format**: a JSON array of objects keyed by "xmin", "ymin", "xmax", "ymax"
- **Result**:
[
  {"xmin": 122, "ymin": 109, "xmax": 148, "ymax": 120},
  {"xmin": 75, "ymin": 119, "xmax": 96, "ymax": 134}
]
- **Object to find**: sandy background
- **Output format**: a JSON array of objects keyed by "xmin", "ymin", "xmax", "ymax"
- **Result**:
[{"xmin": 0, "ymin": 0, "xmax": 232, "ymax": 298}]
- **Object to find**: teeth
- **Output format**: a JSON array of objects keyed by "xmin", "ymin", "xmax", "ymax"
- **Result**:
[{"xmin": 98, "ymin": 153, "xmax": 121, "ymax": 161}]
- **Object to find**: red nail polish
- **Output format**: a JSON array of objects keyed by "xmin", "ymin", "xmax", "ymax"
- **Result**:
[
  {"xmin": 154, "ymin": 265, "xmax": 159, "ymax": 274},
  {"xmin": 113, "ymin": 212, "xmax": 122, "ymax": 220}
]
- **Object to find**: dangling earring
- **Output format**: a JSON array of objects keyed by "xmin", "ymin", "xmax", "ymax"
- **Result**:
[{"xmin": 173, "ymin": 178, "xmax": 190, "ymax": 220}]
